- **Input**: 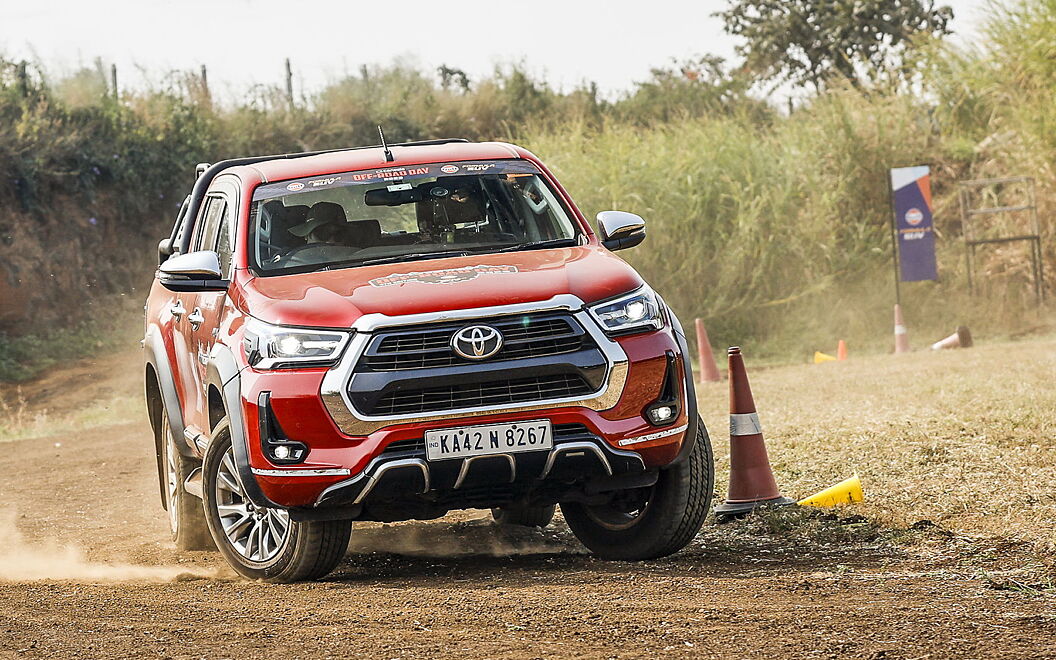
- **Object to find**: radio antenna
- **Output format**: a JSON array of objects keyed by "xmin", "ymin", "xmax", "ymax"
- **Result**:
[{"xmin": 378, "ymin": 125, "xmax": 395, "ymax": 162}]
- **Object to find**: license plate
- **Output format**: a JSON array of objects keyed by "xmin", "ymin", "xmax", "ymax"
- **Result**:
[{"xmin": 425, "ymin": 420, "xmax": 553, "ymax": 461}]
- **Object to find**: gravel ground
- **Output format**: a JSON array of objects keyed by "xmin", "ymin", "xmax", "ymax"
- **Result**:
[{"xmin": 1, "ymin": 342, "xmax": 1055, "ymax": 658}]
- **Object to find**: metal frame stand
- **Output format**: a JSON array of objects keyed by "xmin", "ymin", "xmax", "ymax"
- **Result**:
[{"xmin": 958, "ymin": 176, "xmax": 1044, "ymax": 303}]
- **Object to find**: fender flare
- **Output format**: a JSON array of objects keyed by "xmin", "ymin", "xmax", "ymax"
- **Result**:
[
  {"xmin": 143, "ymin": 325, "xmax": 188, "ymax": 504},
  {"xmin": 664, "ymin": 307, "xmax": 702, "ymax": 468},
  {"xmin": 206, "ymin": 345, "xmax": 282, "ymax": 510}
]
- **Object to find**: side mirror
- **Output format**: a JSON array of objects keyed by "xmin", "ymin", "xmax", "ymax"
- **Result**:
[
  {"xmin": 158, "ymin": 238, "xmax": 175, "ymax": 264},
  {"xmin": 158, "ymin": 251, "xmax": 229, "ymax": 292},
  {"xmin": 597, "ymin": 211, "xmax": 646, "ymax": 251}
]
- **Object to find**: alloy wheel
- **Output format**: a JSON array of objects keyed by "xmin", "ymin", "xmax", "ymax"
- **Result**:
[{"xmin": 214, "ymin": 446, "xmax": 291, "ymax": 562}]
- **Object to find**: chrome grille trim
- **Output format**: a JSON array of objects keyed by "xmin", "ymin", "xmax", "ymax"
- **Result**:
[
  {"xmin": 371, "ymin": 373, "xmax": 595, "ymax": 416},
  {"xmin": 363, "ymin": 313, "xmax": 586, "ymax": 371},
  {"xmin": 319, "ymin": 295, "xmax": 628, "ymax": 436}
]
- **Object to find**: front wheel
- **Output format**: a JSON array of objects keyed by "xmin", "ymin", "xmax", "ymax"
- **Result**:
[
  {"xmin": 202, "ymin": 418, "xmax": 352, "ymax": 582},
  {"xmin": 560, "ymin": 418, "xmax": 713, "ymax": 560}
]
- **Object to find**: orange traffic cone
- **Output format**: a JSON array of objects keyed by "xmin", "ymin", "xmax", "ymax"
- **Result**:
[
  {"xmin": 695, "ymin": 319, "xmax": 722, "ymax": 383},
  {"xmin": 931, "ymin": 325, "xmax": 973, "ymax": 350},
  {"xmin": 893, "ymin": 304, "xmax": 910, "ymax": 354},
  {"xmin": 837, "ymin": 339, "xmax": 848, "ymax": 361},
  {"xmin": 714, "ymin": 347, "xmax": 794, "ymax": 518}
]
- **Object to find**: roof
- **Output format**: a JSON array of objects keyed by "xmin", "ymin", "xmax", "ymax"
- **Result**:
[{"xmin": 232, "ymin": 141, "xmax": 530, "ymax": 184}]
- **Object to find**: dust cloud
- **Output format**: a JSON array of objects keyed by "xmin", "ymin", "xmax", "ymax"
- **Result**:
[
  {"xmin": 0, "ymin": 511, "xmax": 219, "ymax": 583},
  {"xmin": 346, "ymin": 515, "xmax": 582, "ymax": 558}
]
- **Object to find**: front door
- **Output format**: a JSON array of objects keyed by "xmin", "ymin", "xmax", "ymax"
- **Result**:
[{"xmin": 181, "ymin": 183, "xmax": 238, "ymax": 439}]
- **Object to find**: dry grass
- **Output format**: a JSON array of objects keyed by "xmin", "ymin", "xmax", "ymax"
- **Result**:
[
  {"xmin": 0, "ymin": 392, "xmax": 140, "ymax": 443},
  {"xmin": 698, "ymin": 335, "xmax": 1056, "ymax": 551}
]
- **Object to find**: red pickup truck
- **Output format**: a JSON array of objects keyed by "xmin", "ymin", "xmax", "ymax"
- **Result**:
[{"xmin": 144, "ymin": 139, "xmax": 713, "ymax": 582}]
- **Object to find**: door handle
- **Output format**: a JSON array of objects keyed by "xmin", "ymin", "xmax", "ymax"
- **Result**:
[
  {"xmin": 188, "ymin": 308, "xmax": 205, "ymax": 330},
  {"xmin": 169, "ymin": 301, "xmax": 186, "ymax": 318}
]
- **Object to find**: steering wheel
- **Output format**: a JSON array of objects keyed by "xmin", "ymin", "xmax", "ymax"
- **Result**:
[{"xmin": 278, "ymin": 243, "xmax": 361, "ymax": 266}]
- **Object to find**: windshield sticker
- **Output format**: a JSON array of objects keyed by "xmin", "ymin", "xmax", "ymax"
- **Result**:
[
  {"xmin": 253, "ymin": 159, "xmax": 540, "ymax": 201},
  {"xmin": 352, "ymin": 166, "xmax": 431, "ymax": 182},
  {"xmin": 369, "ymin": 264, "xmax": 519, "ymax": 287}
]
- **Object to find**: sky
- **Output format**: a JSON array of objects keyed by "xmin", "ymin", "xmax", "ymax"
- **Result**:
[{"xmin": 2, "ymin": 0, "xmax": 991, "ymax": 103}]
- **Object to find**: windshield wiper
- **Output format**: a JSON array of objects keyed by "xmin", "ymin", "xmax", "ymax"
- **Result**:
[
  {"xmin": 495, "ymin": 238, "xmax": 579, "ymax": 253},
  {"xmin": 342, "ymin": 250, "xmax": 470, "ymax": 268}
]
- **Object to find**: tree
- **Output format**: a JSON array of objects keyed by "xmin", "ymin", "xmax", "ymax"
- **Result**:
[
  {"xmin": 717, "ymin": 0, "xmax": 954, "ymax": 90},
  {"xmin": 437, "ymin": 65, "xmax": 470, "ymax": 92},
  {"xmin": 616, "ymin": 56, "xmax": 769, "ymax": 123}
]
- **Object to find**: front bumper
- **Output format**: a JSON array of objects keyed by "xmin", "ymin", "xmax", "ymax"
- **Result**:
[
  {"xmin": 236, "ymin": 297, "xmax": 693, "ymax": 512},
  {"xmin": 313, "ymin": 422, "xmax": 653, "ymax": 520}
]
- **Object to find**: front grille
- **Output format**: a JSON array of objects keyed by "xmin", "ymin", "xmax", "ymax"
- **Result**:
[
  {"xmin": 372, "ymin": 374, "xmax": 593, "ymax": 416},
  {"xmin": 363, "ymin": 314, "xmax": 588, "ymax": 371}
]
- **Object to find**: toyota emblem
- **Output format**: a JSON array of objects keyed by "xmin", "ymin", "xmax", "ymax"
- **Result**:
[{"xmin": 451, "ymin": 325, "xmax": 504, "ymax": 360}]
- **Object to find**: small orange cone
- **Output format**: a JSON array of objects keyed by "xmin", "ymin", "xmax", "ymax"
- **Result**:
[
  {"xmin": 694, "ymin": 319, "xmax": 722, "ymax": 383},
  {"xmin": 893, "ymin": 304, "xmax": 910, "ymax": 354},
  {"xmin": 837, "ymin": 340, "xmax": 848, "ymax": 361},
  {"xmin": 931, "ymin": 326, "xmax": 973, "ymax": 350},
  {"xmin": 714, "ymin": 347, "xmax": 794, "ymax": 518}
]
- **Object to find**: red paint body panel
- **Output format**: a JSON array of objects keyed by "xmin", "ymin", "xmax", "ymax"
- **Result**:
[{"xmin": 239, "ymin": 246, "xmax": 641, "ymax": 328}]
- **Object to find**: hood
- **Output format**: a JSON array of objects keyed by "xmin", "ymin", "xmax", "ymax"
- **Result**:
[{"xmin": 238, "ymin": 246, "xmax": 643, "ymax": 328}]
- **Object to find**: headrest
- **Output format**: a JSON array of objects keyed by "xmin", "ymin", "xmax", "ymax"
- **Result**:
[
  {"xmin": 283, "ymin": 205, "xmax": 309, "ymax": 227},
  {"xmin": 344, "ymin": 219, "xmax": 381, "ymax": 246},
  {"xmin": 289, "ymin": 202, "xmax": 347, "ymax": 237}
]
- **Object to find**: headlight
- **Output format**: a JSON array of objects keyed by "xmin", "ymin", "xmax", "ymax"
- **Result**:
[
  {"xmin": 243, "ymin": 318, "xmax": 351, "ymax": 369},
  {"xmin": 588, "ymin": 286, "xmax": 665, "ymax": 336}
]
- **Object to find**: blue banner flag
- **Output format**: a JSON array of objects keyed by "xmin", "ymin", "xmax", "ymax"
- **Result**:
[{"xmin": 890, "ymin": 166, "xmax": 938, "ymax": 282}]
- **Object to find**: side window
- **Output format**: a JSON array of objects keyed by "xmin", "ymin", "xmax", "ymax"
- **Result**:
[
  {"xmin": 193, "ymin": 188, "xmax": 237, "ymax": 277},
  {"xmin": 215, "ymin": 203, "xmax": 235, "ymax": 278},
  {"xmin": 194, "ymin": 196, "xmax": 226, "ymax": 253}
]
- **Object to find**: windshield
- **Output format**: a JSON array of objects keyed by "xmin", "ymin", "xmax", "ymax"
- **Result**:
[{"xmin": 249, "ymin": 159, "xmax": 580, "ymax": 276}]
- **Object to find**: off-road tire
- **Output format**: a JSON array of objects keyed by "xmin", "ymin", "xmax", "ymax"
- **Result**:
[
  {"xmin": 202, "ymin": 418, "xmax": 352, "ymax": 582},
  {"xmin": 560, "ymin": 418, "xmax": 713, "ymax": 560},
  {"xmin": 491, "ymin": 503, "xmax": 556, "ymax": 528},
  {"xmin": 161, "ymin": 414, "xmax": 214, "ymax": 551}
]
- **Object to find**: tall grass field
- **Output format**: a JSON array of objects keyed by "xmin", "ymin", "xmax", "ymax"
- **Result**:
[{"xmin": 1, "ymin": 0, "xmax": 1054, "ymax": 378}]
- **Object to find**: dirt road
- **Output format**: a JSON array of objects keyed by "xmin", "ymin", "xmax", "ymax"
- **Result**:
[{"xmin": 1, "ymin": 346, "xmax": 1055, "ymax": 658}]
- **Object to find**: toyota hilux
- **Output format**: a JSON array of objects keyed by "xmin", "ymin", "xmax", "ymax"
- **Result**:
[{"xmin": 143, "ymin": 138, "xmax": 713, "ymax": 582}]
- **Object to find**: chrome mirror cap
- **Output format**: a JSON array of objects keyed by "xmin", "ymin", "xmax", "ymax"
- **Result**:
[
  {"xmin": 596, "ymin": 211, "xmax": 646, "ymax": 251},
  {"xmin": 159, "ymin": 250, "xmax": 222, "ymax": 279},
  {"xmin": 158, "ymin": 250, "xmax": 228, "ymax": 292}
]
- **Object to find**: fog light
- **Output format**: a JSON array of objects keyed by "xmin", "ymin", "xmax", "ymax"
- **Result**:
[
  {"xmin": 648, "ymin": 405, "xmax": 675, "ymax": 424},
  {"xmin": 273, "ymin": 445, "xmax": 292, "ymax": 460}
]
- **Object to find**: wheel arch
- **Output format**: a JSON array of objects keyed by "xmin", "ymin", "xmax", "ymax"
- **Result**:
[
  {"xmin": 143, "ymin": 325, "xmax": 187, "ymax": 506},
  {"xmin": 205, "ymin": 343, "xmax": 282, "ymax": 510},
  {"xmin": 144, "ymin": 363, "xmax": 167, "ymax": 508},
  {"xmin": 662, "ymin": 300, "xmax": 701, "ymax": 468}
]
